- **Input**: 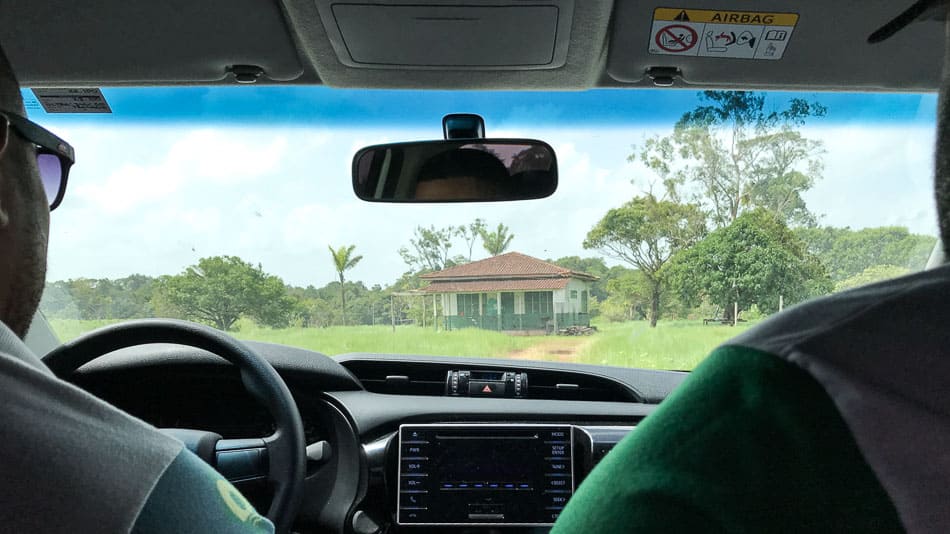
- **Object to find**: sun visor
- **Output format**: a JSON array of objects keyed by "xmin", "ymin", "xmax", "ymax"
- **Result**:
[
  {"xmin": 606, "ymin": 2, "xmax": 944, "ymax": 91},
  {"xmin": 317, "ymin": 0, "xmax": 574, "ymax": 69},
  {"xmin": 0, "ymin": 0, "xmax": 304, "ymax": 85}
]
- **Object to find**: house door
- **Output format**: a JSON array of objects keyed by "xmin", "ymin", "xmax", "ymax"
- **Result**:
[{"xmin": 501, "ymin": 292, "xmax": 515, "ymax": 329}]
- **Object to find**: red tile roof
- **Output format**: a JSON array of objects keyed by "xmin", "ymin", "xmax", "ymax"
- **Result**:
[
  {"xmin": 420, "ymin": 252, "xmax": 598, "ymax": 281},
  {"xmin": 421, "ymin": 278, "xmax": 571, "ymax": 293}
]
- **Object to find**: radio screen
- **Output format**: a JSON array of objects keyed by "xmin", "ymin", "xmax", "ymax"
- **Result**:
[{"xmin": 397, "ymin": 424, "xmax": 573, "ymax": 525}]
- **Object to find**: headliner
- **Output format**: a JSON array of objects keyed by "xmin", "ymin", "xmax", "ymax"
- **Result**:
[{"xmin": 0, "ymin": 1, "xmax": 942, "ymax": 92}]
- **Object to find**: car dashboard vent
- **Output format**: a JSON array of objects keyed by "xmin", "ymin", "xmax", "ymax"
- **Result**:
[{"xmin": 339, "ymin": 360, "xmax": 640, "ymax": 402}]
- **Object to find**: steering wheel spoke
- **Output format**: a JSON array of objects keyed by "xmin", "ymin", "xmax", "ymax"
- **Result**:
[{"xmin": 216, "ymin": 437, "xmax": 269, "ymax": 483}]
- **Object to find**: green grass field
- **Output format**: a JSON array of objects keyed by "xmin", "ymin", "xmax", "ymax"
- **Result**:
[
  {"xmin": 577, "ymin": 320, "xmax": 755, "ymax": 370},
  {"xmin": 47, "ymin": 318, "xmax": 755, "ymax": 370}
]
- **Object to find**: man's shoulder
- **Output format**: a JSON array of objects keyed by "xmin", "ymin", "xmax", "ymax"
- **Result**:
[
  {"xmin": 0, "ymin": 322, "xmax": 183, "ymax": 533},
  {"xmin": 0, "ymin": 320, "xmax": 53, "ymax": 374}
]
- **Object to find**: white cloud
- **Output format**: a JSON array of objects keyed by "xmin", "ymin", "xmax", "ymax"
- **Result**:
[
  {"xmin": 44, "ymin": 124, "xmax": 941, "ymax": 288},
  {"xmin": 70, "ymin": 128, "xmax": 289, "ymax": 214}
]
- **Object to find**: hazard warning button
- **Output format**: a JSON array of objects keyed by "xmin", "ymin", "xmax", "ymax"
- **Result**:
[{"xmin": 469, "ymin": 381, "xmax": 506, "ymax": 397}]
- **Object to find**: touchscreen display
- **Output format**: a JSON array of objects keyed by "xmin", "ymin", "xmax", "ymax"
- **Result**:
[{"xmin": 397, "ymin": 424, "xmax": 573, "ymax": 525}]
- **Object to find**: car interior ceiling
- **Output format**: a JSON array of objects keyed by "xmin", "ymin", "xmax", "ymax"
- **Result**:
[{"xmin": 0, "ymin": 1, "xmax": 944, "ymax": 92}]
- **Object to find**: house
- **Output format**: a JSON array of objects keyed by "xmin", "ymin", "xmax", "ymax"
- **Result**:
[{"xmin": 420, "ymin": 252, "xmax": 598, "ymax": 332}]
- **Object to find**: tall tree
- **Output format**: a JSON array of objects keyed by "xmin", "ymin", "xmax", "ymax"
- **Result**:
[
  {"xmin": 157, "ymin": 256, "xmax": 294, "ymax": 331},
  {"xmin": 584, "ymin": 194, "xmax": 706, "ymax": 327},
  {"xmin": 479, "ymin": 223, "xmax": 515, "ymax": 256},
  {"xmin": 399, "ymin": 225, "xmax": 456, "ymax": 272},
  {"xmin": 795, "ymin": 226, "xmax": 936, "ymax": 282},
  {"xmin": 638, "ymin": 91, "xmax": 826, "ymax": 229},
  {"xmin": 834, "ymin": 265, "xmax": 911, "ymax": 293},
  {"xmin": 456, "ymin": 218, "xmax": 486, "ymax": 262},
  {"xmin": 665, "ymin": 209, "xmax": 832, "ymax": 320},
  {"xmin": 328, "ymin": 244, "xmax": 363, "ymax": 325}
]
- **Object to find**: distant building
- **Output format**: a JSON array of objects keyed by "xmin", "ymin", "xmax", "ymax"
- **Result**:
[{"xmin": 421, "ymin": 252, "xmax": 598, "ymax": 332}]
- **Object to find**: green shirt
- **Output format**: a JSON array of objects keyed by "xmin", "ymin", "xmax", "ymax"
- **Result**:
[{"xmin": 552, "ymin": 346, "xmax": 903, "ymax": 533}]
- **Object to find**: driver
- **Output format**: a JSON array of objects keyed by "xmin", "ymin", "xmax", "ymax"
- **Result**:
[
  {"xmin": 0, "ymin": 45, "xmax": 274, "ymax": 533},
  {"xmin": 552, "ymin": 47, "xmax": 950, "ymax": 534},
  {"xmin": 413, "ymin": 148, "xmax": 508, "ymax": 200}
]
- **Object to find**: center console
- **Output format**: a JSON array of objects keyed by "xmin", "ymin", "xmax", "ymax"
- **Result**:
[{"xmin": 396, "ymin": 424, "xmax": 574, "ymax": 526}]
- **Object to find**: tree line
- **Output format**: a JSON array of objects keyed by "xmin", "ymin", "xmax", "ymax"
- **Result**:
[
  {"xmin": 582, "ymin": 91, "xmax": 935, "ymax": 326},
  {"xmin": 41, "ymin": 91, "xmax": 938, "ymax": 331}
]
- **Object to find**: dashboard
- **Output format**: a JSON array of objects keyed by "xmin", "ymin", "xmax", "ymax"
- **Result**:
[{"xmin": 68, "ymin": 341, "xmax": 688, "ymax": 533}]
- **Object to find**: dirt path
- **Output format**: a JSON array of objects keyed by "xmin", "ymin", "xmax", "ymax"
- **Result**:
[{"xmin": 506, "ymin": 335, "xmax": 597, "ymax": 363}]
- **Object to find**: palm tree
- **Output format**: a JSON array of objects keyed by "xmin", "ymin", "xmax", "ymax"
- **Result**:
[
  {"xmin": 328, "ymin": 244, "xmax": 363, "ymax": 325},
  {"xmin": 479, "ymin": 223, "xmax": 515, "ymax": 256}
]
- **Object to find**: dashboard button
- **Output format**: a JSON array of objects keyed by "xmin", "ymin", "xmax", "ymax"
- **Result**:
[
  {"xmin": 403, "ymin": 493, "xmax": 424, "ymax": 506},
  {"xmin": 468, "ymin": 381, "xmax": 506, "ymax": 396},
  {"xmin": 402, "ymin": 460, "xmax": 426, "ymax": 473},
  {"xmin": 402, "ymin": 443, "xmax": 427, "ymax": 457},
  {"xmin": 400, "ymin": 477, "xmax": 427, "ymax": 490}
]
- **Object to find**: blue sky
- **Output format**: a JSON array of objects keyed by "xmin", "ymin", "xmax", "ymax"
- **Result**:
[
  {"xmin": 23, "ymin": 87, "xmax": 938, "ymax": 127},
  {"xmin": 25, "ymin": 87, "xmax": 941, "ymax": 289}
]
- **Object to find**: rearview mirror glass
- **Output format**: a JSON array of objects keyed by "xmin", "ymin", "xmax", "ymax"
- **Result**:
[{"xmin": 352, "ymin": 140, "xmax": 557, "ymax": 202}]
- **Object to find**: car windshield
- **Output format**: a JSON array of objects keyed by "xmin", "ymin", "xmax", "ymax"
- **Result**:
[{"xmin": 34, "ymin": 87, "xmax": 938, "ymax": 371}]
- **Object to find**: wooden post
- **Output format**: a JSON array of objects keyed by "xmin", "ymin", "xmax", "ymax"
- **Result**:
[
  {"xmin": 391, "ymin": 294, "xmax": 396, "ymax": 333},
  {"xmin": 779, "ymin": 295, "xmax": 784, "ymax": 312},
  {"xmin": 733, "ymin": 301, "xmax": 738, "ymax": 327}
]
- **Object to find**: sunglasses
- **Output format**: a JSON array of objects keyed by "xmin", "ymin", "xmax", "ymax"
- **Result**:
[{"xmin": 1, "ymin": 110, "xmax": 74, "ymax": 211}]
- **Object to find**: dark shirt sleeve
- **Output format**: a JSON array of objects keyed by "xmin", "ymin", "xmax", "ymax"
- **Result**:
[
  {"xmin": 551, "ymin": 346, "xmax": 904, "ymax": 533},
  {"xmin": 132, "ymin": 448, "xmax": 274, "ymax": 534}
]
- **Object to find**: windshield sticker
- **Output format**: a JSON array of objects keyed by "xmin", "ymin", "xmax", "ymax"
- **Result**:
[
  {"xmin": 649, "ymin": 8, "xmax": 798, "ymax": 60},
  {"xmin": 32, "ymin": 88, "xmax": 112, "ymax": 113}
]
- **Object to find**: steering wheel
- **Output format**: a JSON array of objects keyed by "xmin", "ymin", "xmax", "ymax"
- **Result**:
[{"xmin": 42, "ymin": 319, "xmax": 306, "ymax": 534}]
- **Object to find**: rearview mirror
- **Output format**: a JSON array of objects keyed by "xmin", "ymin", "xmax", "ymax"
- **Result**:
[{"xmin": 352, "ymin": 140, "xmax": 557, "ymax": 202}]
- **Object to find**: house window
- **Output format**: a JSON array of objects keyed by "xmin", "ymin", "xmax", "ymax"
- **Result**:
[
  {"xmin": 457, "ymin": 294, "xmax": 479, "ymax": 316},
  {"xmin": 570, "ymin": 290, "xmax": 578, "ymax": 299},
  {"xmin": 481, "ymin": 293, "xmax": 498, "ymax": 315},
  {"xmin": 524, "ymin": 291, "xmax": 553, "ymax": 315}
]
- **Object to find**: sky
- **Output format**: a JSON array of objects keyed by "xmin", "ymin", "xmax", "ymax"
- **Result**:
[{"xmin": 22, "ymin": 87, "xmax": 940, "ymax": 288}]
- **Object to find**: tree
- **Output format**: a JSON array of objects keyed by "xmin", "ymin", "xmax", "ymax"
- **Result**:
[
  {"xmin": 479, "ymin": 223, "xmax": 515, "ymax": 256},
  {"xmin": 795, "ymin": 226, "xmax": 936, "ymax": 282},
  {"xmin": 584, "ymin": 194, "xmax": 706, "ymax": 327},
  {"xmin": 328, "ymin": 244, "xmax": 363, "ymax": 326},
  {"xmin": 638, "ymin": 91, "xmax": 826, "ymax": 229},
  {"xmin": 600, "ymin": 270, "xmax": 651, "ymax": 322},
  {"xmin": 41, "ymin": 275, "xmax": 158, "ymax": 320},
  {"xmin": 834, "ymin": 265, "xmax": 911, "ymax": 292},
  {"xmin": 399, "ymin": 225, "xmax": 457, "ymax": 272},
  {"xmin": 456, "ymin": 218, "xmax": 486, "ymax": 262},
  {"xmin": 665, "ymin": 209, "xmax": 832, "ymax": 320},
  {"xmin": 157, "ymin": 256, "xmax": 294, "ymax": 331}
]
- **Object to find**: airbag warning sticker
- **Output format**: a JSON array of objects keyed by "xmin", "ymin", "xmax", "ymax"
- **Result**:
[{"xmin": 649, "ymin": 8, "xmax": 798, "ymax": 60}]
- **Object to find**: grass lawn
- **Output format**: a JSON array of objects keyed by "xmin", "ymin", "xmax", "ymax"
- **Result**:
[
  {"xmin": 47, "ymin": 318, "xmax": 755, "ymax": 370},
  {"xmin": 230, "ymin": 321, "xmax": 541, "ymax": 357},
  {"xmin": 47, "ymin": 318, "xmax": 122, "ymax": 343},
  {"xmin": 578, "ymin": 320, "xmax": 756, "ymax": 370},
  {"xmin": 48, "ymin": 318, "xmax": 542, "ymax": 358}
]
